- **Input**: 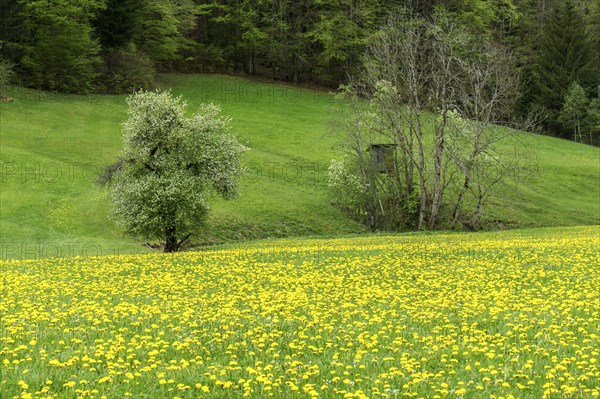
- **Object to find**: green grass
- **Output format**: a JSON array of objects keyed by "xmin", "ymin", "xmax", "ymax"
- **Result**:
[{"xmin": 0, "ymin": 74, "xmax": 599, "ymax": 258}]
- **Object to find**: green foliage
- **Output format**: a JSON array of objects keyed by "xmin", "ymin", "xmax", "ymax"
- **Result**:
[
  {"xmin": 588, "ymin": 86, "xmax": 600, "ymax": 145},
  {"xmin": 130, "ymin": 0, "xmax": 197, "ymax": 68},
  {"xmin": 264, "ymin": 0, "xmax": 316, "ymax": 83},
  {"xmin": 19, "ymin": 0, "xmax": 104, "ymax": 93},
  {"xmin": 218, "ymin": 0, "xmax": 270, "ymax": 74},
  {"xmin": 307, "ymin": 0, "xmax": 380, "ymax": 81},
  {"xmin": 176, "ymin": 42, "xmax": 225, "ymax": 73},
  {"xmin": 448, "ymin": 0, "xmax": 521, "ymax": 35},
  {"xmin": 327, "ymin": 155, "xmax": 416, "ymax": 230},
  {"xmin": 559, "ymin": 82, "xmax": 590, "ymax": 142},
  {"xmin": 94, "ymin": 0, "xmax": 139, "ymax": 48},
  {"xmin": 99, "ymin": 43, "xmax": 156, "ymax": 93},
  {"xmin": 327, "ymin": 157, "xmax": 370, "ymax": 224},
  {"xmin": 104, "ymin": 90, "xmax": 247, "ymax": 251},
  {"xmin": 93, "ymin": 0, "xmax": 197, "ymax": 91},
  {"xmin": 532, "ymin": 0, "xmax": 597, "ymax": 135},
  {"xmin": 2, "ymin": 0, "xmax": 598, "ymax": 126},
  {"xmin": 12, "ymin": 0, "xmax": 198, "ymax": 93},
  {"xmin": 194, "ymin": 0, "xmax": 386, "ymax": 83},
  {"xmin": 591, "ymin": 87, "xmax": 600, "ymax": 123},
  {"xmin": 0, "ymin": 56, "xmax": 14, "ymax": 87},
  {"xmin": 0, "ymin": 0, "xmax": 26, "ymax": 64},
  {"xmin": 588, "ymin": 0, "xmax": 600, "ymax": 66}
]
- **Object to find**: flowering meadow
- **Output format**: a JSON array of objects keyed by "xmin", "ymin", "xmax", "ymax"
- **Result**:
[{"xmin": 1, "ymin": 226, "xmax": 599, "ymax": 399}]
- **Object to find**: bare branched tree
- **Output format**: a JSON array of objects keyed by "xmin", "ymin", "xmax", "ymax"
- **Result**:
[
  {"xmin": 361, "ymin": 10, "xmax": 430, "ymax": 229},
  {"xmin": 328, "ymin": 8, "xmax": 536, "ymax": 231}
]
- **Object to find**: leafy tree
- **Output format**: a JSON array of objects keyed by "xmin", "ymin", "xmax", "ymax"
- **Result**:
[
  {"xmin": 4, "ymin": 0, "xmax": 598, "ymax": 99},
  {"xmin": 559, "ymin": 82, "xmax": 590, "ymax": 142},
  {"xmin": 307, "ymin": 0, "xmax": 380, "ymax": 82},
  {"xmin": 0, "ymin": 56, "xmax": 13, "ymax": 86},
  {"xmin": 331, "ymin": 8, "xmax": 528, "ymax": 231},
  {"xmin": 19, "ymin": 0, "xmax": 104, "ymax": 93},
  {"xmin": 588, "ymin": 86, "xmax": 600, "ymax": 145},
  {"xmin": 264, "ymin": 0, "xmax": 318, "ymax": 83},
  {"xmin": 0, "ymin": 0, "xmax": 26, "ymax": 64},
  {"xmin": 93, "ymin": 0, "xmax": 196, "ymax": 91},
  {"xmin": 99, "ymin": 43, "xmax": 156, "ymax": 93},
  {"xmin": 131, "ymin": 0, "xmax": 197, "ymax": 68},
  {"xmin": 588, "ymin": 0, "xmax": 600, "ymax": 68},
  {"xmin": 448, "ymin": 0, "xmax": 521, "ymax": 36},
  {"xmin": 101, "ymin": 91, "xmax": 247, "ymax": 252},
  {"xmin": 198, "ymin": 0, "xmax": 271, "ymax": 75},
  {"xmin": 95, "ymin": 0, "xmax": 196, "ymax": 67}
]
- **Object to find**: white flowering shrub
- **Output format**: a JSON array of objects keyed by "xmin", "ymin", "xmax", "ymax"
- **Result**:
[
  {"xmin": 327, "ymin": 158, "xmax": 363, "ymax": 193},
  {"xmin": 103, "ymin": 90, "xmax": 247, "ymax": 252},
  {"xmin": 327, "ymin": 158, "xmax": 371, "ymax": 221}
]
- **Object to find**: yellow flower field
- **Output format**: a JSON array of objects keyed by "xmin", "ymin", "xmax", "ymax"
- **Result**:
[{"xmin": 1, "ymin": 226, "xmax": 599, "ymax": 399}]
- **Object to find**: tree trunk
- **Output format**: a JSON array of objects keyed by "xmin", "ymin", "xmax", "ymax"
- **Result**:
[
  {"xmin": 164, "ymin": 224, "xmax": 178, "ymax": 253},
  {"xmin": 429, "ymin": 109, "xmax": 447, "ymax": 229},
  {"xmin": 352, "ymin": 119, "xmax": 378, "ymax": 229},
  {"xmin": 403, "ymin": 130, "xmax": 415, "ymax": 209},
  {"xmin": 291, "ymin": 53, "xmax": 300, "ymax": 83},
  {"xmin": 469, "ymin": 198, "xmax": 484, "ymax": 230},
  {"xmin": 451, "ymin": 167, "xmax": 471, "ymax": 227},
  {"xmin": 248, "ymin": 52, "xmax": 256, "ymax": 75},
  {"xmin": 414, "ymin": 110, "xmax": 427, "ymax": 230}
]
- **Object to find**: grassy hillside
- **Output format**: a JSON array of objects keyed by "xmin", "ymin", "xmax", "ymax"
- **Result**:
[{"xmin": 0, "ymin": 74, "xmax": 598, "ymax": 258}]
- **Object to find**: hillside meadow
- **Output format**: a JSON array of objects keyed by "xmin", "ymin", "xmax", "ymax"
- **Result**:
[{"xmin": 0, "ymin": 74, "xmax": 599, "ymax": 258}]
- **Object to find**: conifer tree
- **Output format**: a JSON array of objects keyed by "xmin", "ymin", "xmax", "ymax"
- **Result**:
[{"xmin": 533, "ymin": 0, "xmax": 597, "ymax": 135}]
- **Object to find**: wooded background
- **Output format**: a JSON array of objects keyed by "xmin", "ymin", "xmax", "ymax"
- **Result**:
[{"xmin": 1, "ymin": 0, "xmax": 599, "ymax": 142}]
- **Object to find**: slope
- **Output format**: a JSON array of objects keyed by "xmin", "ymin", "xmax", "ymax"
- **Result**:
[{"xmin": 0, "ymin": 74, "xmax": 598, "ymax": 258}]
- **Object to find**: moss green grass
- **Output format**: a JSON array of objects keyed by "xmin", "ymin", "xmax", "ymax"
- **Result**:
[{"xmin": 0, "ymin": 74, "xmax": 598, "ymax": 258}]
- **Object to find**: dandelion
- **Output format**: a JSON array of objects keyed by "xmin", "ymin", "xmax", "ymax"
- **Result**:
[{"xmin": 0, "ymin": 226, "xmax": 598, "ymax": 399}]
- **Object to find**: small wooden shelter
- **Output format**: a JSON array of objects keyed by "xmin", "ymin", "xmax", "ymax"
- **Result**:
[{"xmin": 368, "ymin": 144, "xmax": 397, "ymax": 173}]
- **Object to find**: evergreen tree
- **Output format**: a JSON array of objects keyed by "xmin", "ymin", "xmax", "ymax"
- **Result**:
[
  {"xmin": 265, "ymin": 0, "xmax": 318, "ymax": 83},
  {"xmin": 588, "ymin": 0, "xmax": 600, "ymax": 74},
  {"xmin": 94, "ymin": 0, "xmax": 139, "ymax": 48},
  {"xmin": 94, "ymin": 0, "xmax": 155, "ymax": 93},
  {"xmin": 96, "ymin": 0, "xmax": 197, "ymax": 67},
  {"xmin": 533, "ymin": 0, "xmax": 597, "ymax": 136},
  {"xmin": 212, "ymin": 0, "xmax": 269, "ymax": 75}
]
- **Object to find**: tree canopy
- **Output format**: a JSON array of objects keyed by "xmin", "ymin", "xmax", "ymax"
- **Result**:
[
  {"xmin": 1, "ymin": 0, "xmax": 598, "ymax": 142},
  {"xmin": 101, "ymin": 91, "xmax": 247, "ymax": 252}
]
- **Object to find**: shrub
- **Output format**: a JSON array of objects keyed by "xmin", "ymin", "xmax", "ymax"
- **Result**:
[
  {"xmin": 0, "ymin": 57, "xmax": 14, "ymax": 86},
  {"xmin": 99, "ymin": 43, "xmax": 156, "ymax": 94}
]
